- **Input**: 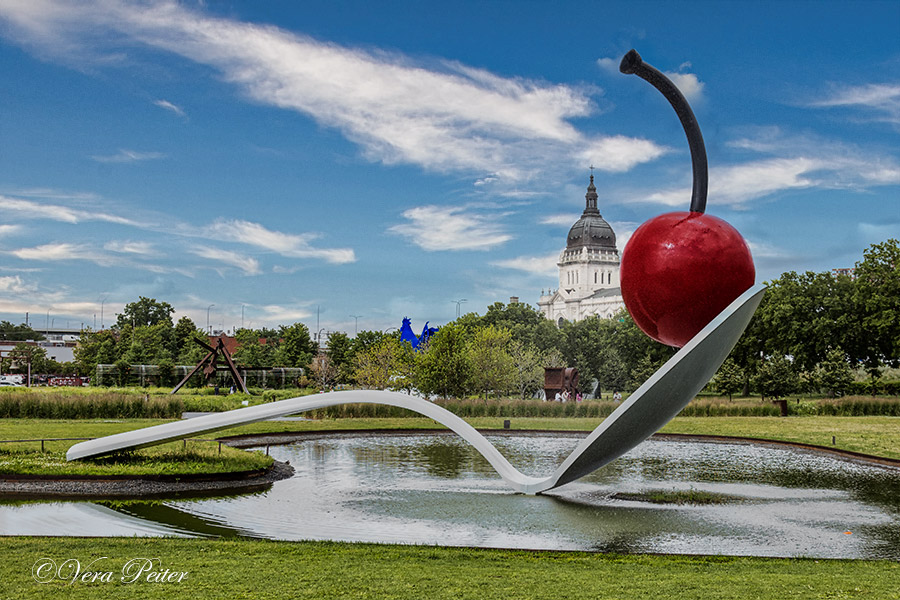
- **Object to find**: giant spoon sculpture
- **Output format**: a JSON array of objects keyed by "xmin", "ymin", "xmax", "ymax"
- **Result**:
[{"xmin": 68, "ymin": 51, "xmax": 765, "ymax": 495}]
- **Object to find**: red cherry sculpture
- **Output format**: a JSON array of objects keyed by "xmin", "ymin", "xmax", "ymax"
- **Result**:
[{"xmin": 619, "ymin": 50, "xmax": 755, "ymax": 348}]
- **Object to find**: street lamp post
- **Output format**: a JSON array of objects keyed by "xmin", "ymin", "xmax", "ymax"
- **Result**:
[
  {"xmin": 452, "ymin": 299, "xmax": 467, "ymax": 319},
  {"xmin": 349, "ymin": 314, "xmax": 362, "ymax": 336}
]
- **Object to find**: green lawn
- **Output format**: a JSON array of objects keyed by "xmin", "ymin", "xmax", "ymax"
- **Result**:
[
  {"xmin": 2, "ymin": 538, "xmax": 897, "ymax": 600},
  {"xmin": 0, "ymin": 419, "xmax": 272, "ymax": 476},
  {"xmin": 218, "ymin": 415, "xmax": 900, "ymax": 460},
  {"xmin": 1, "ymin": 415, "xmax": 897, "ymax": 476},
  {"xmin": 2, "ymin": 417, "xmax": 898, "ymax": 598}
]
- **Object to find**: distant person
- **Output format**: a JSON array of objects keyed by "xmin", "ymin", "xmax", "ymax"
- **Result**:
[
  {"xmin": 576, "ymin": 392, "xmax": 583, "ymax": 402},
  {"xmin": 613, "ymin": 391, "xmax": 622, "ymax": 402},
  {"xmin": 562, "ymin": 389, "xmax": 569, "ymax": 403},
  {"xmin": 554, "ymin": 391, "xmax": 562, "ymax": 402}
]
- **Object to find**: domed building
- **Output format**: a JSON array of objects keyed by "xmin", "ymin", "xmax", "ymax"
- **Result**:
[{"xmin": 537, "ymin": 174, "xmax": 625, "ymax": 326}]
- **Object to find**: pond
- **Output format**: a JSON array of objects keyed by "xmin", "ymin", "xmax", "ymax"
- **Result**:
[{"xmin": 2, "ymin": 433, "xmax": 899, "ymax": 559}]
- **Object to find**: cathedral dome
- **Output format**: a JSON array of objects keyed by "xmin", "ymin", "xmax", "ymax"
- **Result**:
[{"xmin": 566, "ymin": 174, "xmax": 617, "ymax": 250}]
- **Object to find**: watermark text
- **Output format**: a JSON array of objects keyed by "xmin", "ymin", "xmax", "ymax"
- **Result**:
[{"xmin": 33, "ymin": 557, "xmax": 188, "ymax": 585}]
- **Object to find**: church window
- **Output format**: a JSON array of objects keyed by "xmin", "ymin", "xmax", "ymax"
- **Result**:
[{"xmin": 594, "ymin": 272, "xmax": 597, "ymax": 284}]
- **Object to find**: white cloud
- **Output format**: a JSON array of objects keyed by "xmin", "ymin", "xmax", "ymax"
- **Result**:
[
  {"xmin": 609, "ymin": 220, "xmax": 638, "ymax": 253},
  {"xmin": 809, "ymin": 83, "xmax": 900, "ymax": 125},
  {"xmin": 664, "ymin": 71, "xmax": 704, "ymax": 102},
  {"xmin": 208, "ymin": 219, "xmax": 355, "ymax": 264},
  {"xmin": 9, "ymin": 242, "xmax": 99, "ymax": 262},
  {"xmin": 491, "ymin": 252, "xmax": 558, "ymax": 277},
  {"xmin": 0, "ymin": 194, "xmax": 137, "ymax": 226},
  {"xmin": 190, "ymin": 245, "xmax": 261, "ymax": 275},
  {"xmin": 596, "ymin": 56, "xmax": 704, "ymax": 102},
  {"xmin": 0, "ymin": 275, "xmax": 35, "ymax": 294},
  {"xmin": 7, "ymin": 240, "xmax": 195, "ymax": 276},
  {"xmin": 90, "ymin": 149, "xmax": 166, "ymax": 163},
  {"xmin": 540, "ymin": 214, "xmax": 579, "ymax": 226},
  {"xmin": 636, "ymin": 128, "xmax": 900, "ymax": 210},
  {"xmin": 596, "ymin": 57, "xmax": 619, "ymax": 74},
  {"xmin": 0, "ymin": 224, "xmax": 22, "ymax": 237},
  {"xmin": 578, "ymin": 135, "xmax": 668, "ymax": 172},
  {"xmin": 103, "ymin": 240, "xmax": 156, "ymax": 255},
  {"xmin": 7, "ymin": 188, "xmax": 99, "ymax": 201},
  {"xmin": 641, "ymin": 158, "xmax": 819, "ymax": 207},
  {"xmin": 258, "ymin": 304, "xmax": 312, "ymax": 323},
  {"xmin": 858, "ymin": 221, "xmax": 900, "ymax": 244},
  {"xmin": 0, "ymin": 1, "xmax": 664, "ymax": 184},
  {"xmin": 746, "ymin": 240, "xmax": 793, "ymax": 260},
  {"xmin": 389, "ymin": 205, "xmax": 511, "ymax": 251},
  {"xmin": 154, "ymin": 98, "xmax": 185, "ymax": 117}
]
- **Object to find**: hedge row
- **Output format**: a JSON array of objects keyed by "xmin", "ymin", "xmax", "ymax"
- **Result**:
[
  {"xmin": 679, "ymin": 400, "xmax": 782, "ymax": 417},
  {"xmin": 2, "ymin": 389, "xmax": 898, "ymax": 420},
  {"xmin": 0, "ymin": 392, "xmax": 184, "ymax": 419},
  {"xmin": 790, "ymin": 396, "xmax": 900, "ymax": 416},
  {"xmin": 849, "ymin": 380, "xmax": 900, "ymax": 396}
]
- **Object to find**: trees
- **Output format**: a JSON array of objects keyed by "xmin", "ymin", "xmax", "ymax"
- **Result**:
[
  {"xmin": 354, "ymin": 337, "xmax": 399, "ymax": 390},
  {"xmin": 753, "ymin": 355, "xmax": 799, "ymax": 400},
  {"xmin": 0, "ymin": 321, "xmax": 44, "ymax": 341},
  {"xmin": 814, "ymin": 349, "xmax": 854, "ymax": 398},
  {"xmin": 73, "ymin": 329, "xmax": 118, "ymax": 376},
  {"xmin": 115, "ymin": 297, "xmax": 175, "ymax": 329},
  {"xmin": 752, "ymin": 270, "xmax": 854, "ymax": 372},
  {"xmin": 711, "ymin": 358, "xmax": 745, "ymax": 400},
  {"xmin": 468, "ymin": 325, "xmax": 515, "ymax": 401},
  {"xmin": 173, "ymin": 316, "xmax": 204, "ymax": 361},
  {"xmin": 34, "ymin": 237, "xmax": 900, "ymax": 394},
  {"xmin": 353, "ymin": 336, "xmax": 418, "ymax": 392},
  {"xmin": 508, "ymin": 339, "xmax": 546, "ymax": 399},
  {"xmin": 416, "ymin": 323, "xmax": 471, "ymax": 400},
  {"xmin": 326, "ymin": 332, "xmax": 354, "ymax": 384},
  {"xmin": 309, "ymin": 353, "xmax": 338, "ymax": 390},
  {"xmin": 232, "ymin": 329, "xmax": 276, "ymax": 368},
  {"xmin": 121, "ymin": 322, "xmax": 173, "ymax": 365},
  {"xmin": 852, "ymin": 238, "xmax": 900, "ymax": 370},
  {"xmin": 352, "ymin": 330, "xmax": 388, "ymax": 356},
  {"xmin": 6, "ymin": 343, "xmax": 49, "ymax": 376},
  {"xmin": 276, "ymin": 322, "xmax": 316, "ymax": 368}
]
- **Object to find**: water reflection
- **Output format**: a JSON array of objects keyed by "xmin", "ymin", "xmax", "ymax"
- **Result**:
[{"xmin": 1, "ymin": 433, "xmax": 898, "ymax": 559}]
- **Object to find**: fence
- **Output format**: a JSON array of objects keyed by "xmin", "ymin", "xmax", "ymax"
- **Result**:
[{"xmin": 94, "ymin": 364, "xmax": 305, "ymax": 389}]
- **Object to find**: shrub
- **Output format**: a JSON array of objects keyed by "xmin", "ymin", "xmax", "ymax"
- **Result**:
[{"xmin": 0, "ymin": 390, "xmax": 183, "ymax": 419}]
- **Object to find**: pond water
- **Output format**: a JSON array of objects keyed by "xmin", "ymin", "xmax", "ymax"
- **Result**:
[{"xmin": 2, "ymin": 433, "xmax": 899, "ymax": 559}]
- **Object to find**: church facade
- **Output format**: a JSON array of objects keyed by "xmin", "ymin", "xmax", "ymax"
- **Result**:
[{"xmin": 537, "ymin": 175, "xmax": 625, "ymax": 326}]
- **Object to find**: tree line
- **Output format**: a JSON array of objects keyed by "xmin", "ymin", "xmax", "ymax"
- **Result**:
[
  {"xmin": 2, "ymin": 239, "xmax": 897, "ymax": 398},
  {"xmin": 346, "ymin": 238, "xmax": 899, "ymax": 400}
]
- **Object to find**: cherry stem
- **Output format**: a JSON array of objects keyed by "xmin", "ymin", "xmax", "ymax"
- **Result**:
[{"xmin": 620, "ymin": 49, "xmax": 708, "ymax": 214}]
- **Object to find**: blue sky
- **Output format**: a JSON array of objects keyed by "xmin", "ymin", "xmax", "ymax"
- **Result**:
[{"xmin": 0, "ymin": 0, "xmax": 898, "ymax": 336}]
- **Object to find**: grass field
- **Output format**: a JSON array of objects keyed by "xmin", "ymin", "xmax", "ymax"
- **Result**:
[
  {"xmin": 2, "ymin": 416, "xmax": 898, "ymax": 598},
  {"xmin": 1, "ymin": 415, "xmax": 898, "ymax": 476},
  {"xmin": 219, "ymin": 415, "xmax": 900, "ymax": 459},
  {"xmin": 0, "ymin": 419, "xmax": 272, "ymax": 476},
  {"xmin": 2, "ymin": 538, "xmax": 898, "ymax": 600}
]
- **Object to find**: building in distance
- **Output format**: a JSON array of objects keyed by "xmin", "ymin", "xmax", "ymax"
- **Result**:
[{"xmin": 538, "ymin": 174, "xmax": 625, "ymax": 326}]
